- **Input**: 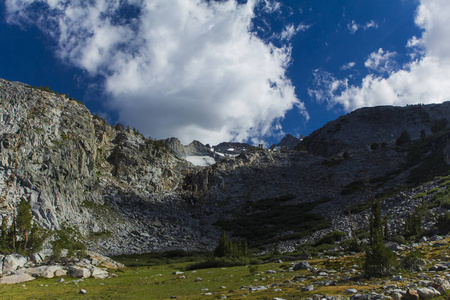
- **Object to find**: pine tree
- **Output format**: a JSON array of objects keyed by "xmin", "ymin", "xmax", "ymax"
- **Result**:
[
  {"xmin": 403, "ymin": 204, "xmax": 424, "ymax": 238},
  {"xmin": 0, "ymin": 216, "xmax": 9, "ymax": 251},
  {"xmin": 214, "ymin": 231, "xmax": 247, "ymax": 258},
  {"xmin": 16, "ymin": 198, "xmax": 33, "ymax": 251},
  {"xmin": 363, "ymin": 197, "xmax": 397, "ymax": 277}
]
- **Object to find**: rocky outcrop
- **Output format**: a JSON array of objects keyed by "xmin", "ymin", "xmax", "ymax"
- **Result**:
[
  {"xmin": 0, "ymin": 250, "xmax": 122, "ymax": 284},
  {"xmin": 165, "ymin": 137, "xmax": 213, "ymax": 157},
  {"xmin": 0, "ymin": 79, "xmax": 217, "ymax": 255},
  {"xmin": 275, "ymin": 134, "xmax": 302, "ymax": 150}
]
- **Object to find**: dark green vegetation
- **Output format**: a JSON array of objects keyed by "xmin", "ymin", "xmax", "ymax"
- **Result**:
[
  {"xmin": 363, "ymin": 198, "xmax": 397, "ymax": 277},
  {"xmin": 51, "ymin": 227, "xmax": 87, "ymax": 261},
  {"xmin": 1, "ymin": 200, "xmax": 87, "ymax": 260},
  {"xmin": 0, "ymin": 198, "xmax": 46, "ymax": 255},
  {"xmin": 215, "ymin": 196, "xmax": 331, "ymax": 248},
  {"xmin": 214, "ymin": 231, "xmax": 248, "ymax": 258}
]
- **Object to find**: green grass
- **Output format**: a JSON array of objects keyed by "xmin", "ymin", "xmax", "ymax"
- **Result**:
[{"xmin": 2, "ymin": 236, "xmax": 450, "ymax": 299}]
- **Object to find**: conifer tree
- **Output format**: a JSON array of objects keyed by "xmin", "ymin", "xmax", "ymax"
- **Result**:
[
  {"xmin": 364, "ymin": 195, "xmax": 396, "ymax": 277},
  {"xmin": 16, "ymin": 198, "xmax": 33, "ymax": 251},
  {"xmin": 214, "ymin": 231, "xmax": 248, "ymax": 258}
]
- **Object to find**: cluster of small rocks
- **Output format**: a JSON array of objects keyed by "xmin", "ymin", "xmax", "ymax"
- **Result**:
[{"xmin": 0, "ymin": 250, "xmax": 123, "ymax": 284}]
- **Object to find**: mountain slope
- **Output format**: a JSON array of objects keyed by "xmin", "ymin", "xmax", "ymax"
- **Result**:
[
  {"xmin": 301, "ymin": 103, "xmax": 450, "ymax": 157},
  {"xmin": 0, "ymin": 78, "xmax": 449, "ymax": 255}
]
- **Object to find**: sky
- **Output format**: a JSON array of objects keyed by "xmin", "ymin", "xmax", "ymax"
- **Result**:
[{"xmin": 1, "ymin": 0, "xmax": 449, "ymax": 146}]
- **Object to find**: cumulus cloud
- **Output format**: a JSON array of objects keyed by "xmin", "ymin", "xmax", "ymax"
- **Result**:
[
  {"xmin": 364, "ymin": 48, "xmax": 397, "ymax": 73},
  {"xmin": 311, "ymin": 0, "xmax": 450, "ymax": 111},
  {"xmin": 5, "ymin": 0, "xmax": 305, "ymax": 145}
]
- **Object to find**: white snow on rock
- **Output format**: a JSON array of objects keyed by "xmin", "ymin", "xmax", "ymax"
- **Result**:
[{"xmin": 185, "ymin": 156, "xmax": 216, "ymax": 166}]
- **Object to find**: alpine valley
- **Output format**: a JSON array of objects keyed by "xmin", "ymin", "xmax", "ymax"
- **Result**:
[{"xmin": 0, "ymin": 77, "xmax": 449, "ymax": 257}]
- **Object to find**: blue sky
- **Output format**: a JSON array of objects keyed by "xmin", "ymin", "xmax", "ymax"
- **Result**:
[{"xmin": 1, "ymin": 0, "xmax": 449, "ymax": 146}]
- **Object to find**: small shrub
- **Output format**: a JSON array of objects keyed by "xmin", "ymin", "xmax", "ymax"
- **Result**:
[
  {"xmin": 434, "ymin": 212, "xmax": 450, "ymax": 235},
  {"xmin": 389, "ymin": 235, "xmax": 406, "ymax": 245},
  {"xmin": 401, "ymin": 251, "xmax": 426, "ymax": 270},
  {"xmin": 340, "ymin": 238, "xmax": 362, "ymax": 252},
  {"xmin": 248, "ymin": 265, "xmax": 259, "ymax": 276},
  {"xmin": 315, "ymin": 231, "xmax": 346, "ymax": 246},
  {"xmin": 51, "ymin": 227, "xmax": 86, "ymax": 261}
]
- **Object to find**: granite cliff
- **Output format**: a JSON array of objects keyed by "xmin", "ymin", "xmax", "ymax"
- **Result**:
[{"xmin": 0, "ymin": 78, "xmax": 449, "ymax": 255}]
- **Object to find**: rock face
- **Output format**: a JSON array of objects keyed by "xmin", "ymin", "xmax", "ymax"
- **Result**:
[
  {"xmin": 0, "ymin": 78, "xmax": 449, "ymax": 256},
  {"xmin": 301, "ymin": 103, "xmax": 450, "ymax": 157},
  {"xmin": 165, "ymin": 138, "xmax": 213, "ymax": 157},
  {"xmin": 0, "ymin": 79, "xmax": 216, "ymax": 255}
]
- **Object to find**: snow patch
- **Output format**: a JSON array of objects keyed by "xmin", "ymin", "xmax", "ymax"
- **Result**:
[{"xmin": 185, "ymin": 156, "xmax": 216, "ymax": 167}]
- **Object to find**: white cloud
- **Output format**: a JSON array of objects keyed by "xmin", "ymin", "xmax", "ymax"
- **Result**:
[
  {"xmin": 340, "ymin": 62, "xmax": 356, "ymax": 70},
  {"xmin": 280, "ymin": 23, "xmax": 311, "ymax": 41},
  {"xmin": 364, "ymin": 48, "xmax": 397, "ymax": 73},
  {"xmin": 311, "ymin": 0, "xmax": 450, "ymax": 112},
  {"xmin": 364, "ymin": 20, "xmax": 378, "ymax": 30},
  {"xmin": 347, "ymin": 20, "xmax": 359, "ymax": 34},
  {"xmin": 5, "ymin": 0, "xmax": 305, "ymax": 145}
]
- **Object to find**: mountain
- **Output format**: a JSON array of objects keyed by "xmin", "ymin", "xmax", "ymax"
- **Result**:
[
  {"xmin": 165, "ymin": 137, "xmax": 218, "ymax": 166},
  {"xmin": 0, "ymin": 78, "xmax": 449, "ymax": 255},
  {"xmin": 301, "ymin": 103, "xmax": 450, "ymax": 157},
  {"xmin": 274, "ymin": 133, "xmax": 303, "ymax": 150}
]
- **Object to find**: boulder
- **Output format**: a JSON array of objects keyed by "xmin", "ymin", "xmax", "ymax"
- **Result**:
[
  {"xmin": 3, "ymin": 254, "xmax": 27, "ymax": 274},
  {"xmin": 91, "ymin": 267, "xmax": 109, "ymax": 279},
  {"xmin": 405, "ymin": 289, "xmax": 419, "ymax": 300},
  {"xmin": 55, "ymin": 268, "xmax": 67, "ymax": 277},
  {"xmin": 42, "ymin": 266, "xmax": 65, "ymax": 278},
  {"xmin": 69, "ymin": 266, "xmax": 91, "ymax": 278},
  {"xmin": 29, "ymin": 253, "xmax": 43, "ymax": 264},
  {"xmin": 350, "ymin": 294, "xmax": 369, "ymax": 300},
  {"xmin": 302, "ymin": 285, "xmax": 314, "ymax": 292},
  {"xmin": 429, "ymin": 235, "xmax": 443, "ymax": 241},
  {"xmin": 172, "ymin": 271, "xmax": 184, "ymax": 275},
  {"xmin": 417, "ymin": 287, "xmax": 440, "ymax": 299},
  {"xmin": 14, "ymin": 266, "xmax": 47, "ymax": 277},
  {"xmin": 390, "ymin": 291, "xmax": 403, "ymax": 300},
  {"xmin": 432, "ymin": 282, "xmax": 447, "ymax": 295},
  {"xmin": 0, "ymin": 273, "xmax": 35, "ymax": 284},
  {"xmin": 293, "ymin": 261, "xmax": 311, "ymax": 270}
]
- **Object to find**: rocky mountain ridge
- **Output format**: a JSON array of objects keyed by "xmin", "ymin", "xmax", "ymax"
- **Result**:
[{"xmin": 0, "ymin": 78, "xmax": 449, "ymax": 256}]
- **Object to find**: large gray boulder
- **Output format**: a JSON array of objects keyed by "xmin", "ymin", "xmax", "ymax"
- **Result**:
[
  {"xmin": 3, "ymin": 254, "xmax": 27, "ymax": 275},
  {"xmin": 293, "ymin": 261, "xmax": 311, "ymax": 271},
  {"xmin": 42, "ymin": 265, "xmax": 66, "ymax": 278},
  {"xmin": 0, "ymin": 273, "xmax": 35, "ymax": 284},
  {"xmin": 69, "ymin": 266, "xmax": 91, "ymax": 278},
  {"xmin": 29, "ymin": 253, "xmax": 43, "ymax": 264},
  {"xmin": 91, "ymin": 267, "xmax": 109, "ymax": 279},
  {"xmin": 417, "ymin": 287, "xmax": 441, "ymax": 299}
]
